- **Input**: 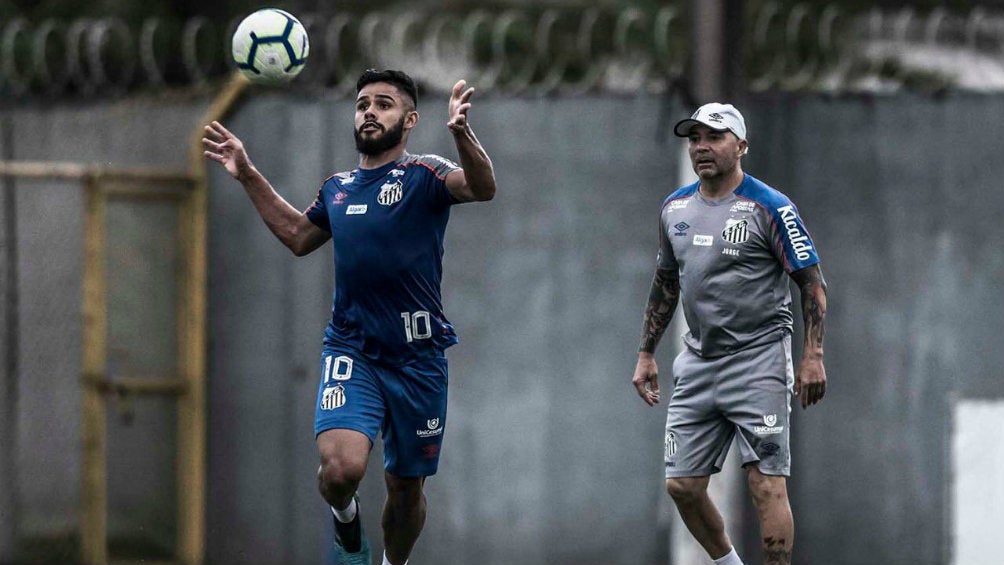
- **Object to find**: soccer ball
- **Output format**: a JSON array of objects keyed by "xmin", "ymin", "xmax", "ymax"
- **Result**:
[{"xmin": 232, "ymin": 9, "xmax": 309, "ymax": 85}]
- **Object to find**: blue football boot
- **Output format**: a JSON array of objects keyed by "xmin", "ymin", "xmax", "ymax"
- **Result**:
[{"xmin": 333, "ymin": 496, "xmax": 371, "ymax": 565}]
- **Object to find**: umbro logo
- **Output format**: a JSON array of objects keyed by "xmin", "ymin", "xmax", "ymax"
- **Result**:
[
  {"xmin": 707, "ymin": 112, "xmax": 724, "ymax": 122},
  {"xmin": 673, "ymin": 222, "xmax": 690, "ymax": 236}
]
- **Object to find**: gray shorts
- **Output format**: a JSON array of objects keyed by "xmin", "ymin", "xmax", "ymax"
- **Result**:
[{"xmin": 664, "ymin": 334, "xmax": 794, "ymax": 478}]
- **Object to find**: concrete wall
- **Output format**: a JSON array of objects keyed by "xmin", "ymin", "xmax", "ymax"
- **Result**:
[
  {"xmin": 0, "ymin": 91, "xmax": 1001, "ymax": 565},
  {"xmin": 739, "ymin": 92, "xmax": 1004, "ymax": 565}
]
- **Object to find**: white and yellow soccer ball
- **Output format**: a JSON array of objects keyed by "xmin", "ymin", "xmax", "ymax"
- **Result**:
[{"xmin": 232, "ymin": 8, "xmax": 309, "ymax": 85}]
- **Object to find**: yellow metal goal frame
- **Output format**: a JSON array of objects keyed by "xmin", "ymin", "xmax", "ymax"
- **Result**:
[{"xmin": 0, "ymin": 74, "xmax": 247, "ymax": 565}]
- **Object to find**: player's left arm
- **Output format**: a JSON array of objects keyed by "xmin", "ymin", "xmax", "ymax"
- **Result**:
[
  {"xmin": 790, "ymin": 263, "xmax": 828, "ymax": 409},
  {"xmin": 444, "ymin": 79, "xmax": 496, "ymax": 203}
]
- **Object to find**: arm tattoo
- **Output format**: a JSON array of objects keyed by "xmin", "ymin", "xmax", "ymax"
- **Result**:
[
  {"xmin": 791, "ymin": 265, "xmax": 827, "ymax": 350},
  {"xmin": 638, "ymin": 268, "xmax": 680, "ymax": 354}
]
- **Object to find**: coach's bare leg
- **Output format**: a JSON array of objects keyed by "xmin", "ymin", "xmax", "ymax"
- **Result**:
[
  {"xmin": 317, "ymin": 429, "xmax": 371, "ymax": 510},
  {"xmin": 747, "ymin": 465, "xmax": 794, "ymax": 565},
  {"xmin": 383, "ymin": 472, "xmax": 426, "ymax": 565},
  {"xmin": 666, "ymin": 476, "xmax": 733, "ymax": 559}
]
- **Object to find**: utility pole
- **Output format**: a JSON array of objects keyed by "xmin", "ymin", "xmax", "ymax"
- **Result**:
[
  {"xmin": 689, "ymin": 0, "xmax": 744, "ymax": 102},
  {"xmin": 0, "ymin": 114, "xmax": 19, "ymax": 564},
  {"xmin": 667, "ymin": 3, "xmax": 748, "ymax": 565}
]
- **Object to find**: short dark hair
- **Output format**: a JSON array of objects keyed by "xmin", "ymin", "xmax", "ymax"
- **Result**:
[{"xmin": 356, "ymin": 69, "xmax": 418, "ymax": 108}]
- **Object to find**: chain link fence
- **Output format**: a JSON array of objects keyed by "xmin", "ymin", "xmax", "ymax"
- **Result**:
[{"xmin": 0, "ymin": 3, "xmax": 1001, "ymax": 98}]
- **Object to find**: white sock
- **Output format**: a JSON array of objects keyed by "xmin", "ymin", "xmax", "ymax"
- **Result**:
[
  {"xmin": 713, "ymin": 546, "xmax": 745, "ymax": 565},
  {"xmin": 382, "ymin": 551, "xmax": 407, "ymax": 565},
  {"xmin": 331, "ymin": 498, "xmax": 357, "ymax": 523}
]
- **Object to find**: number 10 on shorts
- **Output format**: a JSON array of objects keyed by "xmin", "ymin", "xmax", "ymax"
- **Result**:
[
  {"xmin": 401, "ymin": 310, "xmax": 432, "ymax": 342},
  {"xmin": 324, "ymin": 355, "xmax": 353, "ymax": 382}
]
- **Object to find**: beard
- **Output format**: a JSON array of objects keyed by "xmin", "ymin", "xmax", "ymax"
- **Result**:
[{"xmin": 354, "ymin": 115, "xmax": 406, "ymax": 156}]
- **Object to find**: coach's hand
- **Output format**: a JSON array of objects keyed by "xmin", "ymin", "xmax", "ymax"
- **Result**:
[
  {"xmin": 632, "ymin": 353, "xmax": 661, "ymax": 406},
  {"xmin": 795, "ymin": 355, "xmax": 826, "ymax": 409},
  {"xmin": 446, "ymin": 79, "xmax": 474, "ymax": 134},
  {"xmin": 203, "ymin": 121, "xmax": 254, "ymax": 181}
]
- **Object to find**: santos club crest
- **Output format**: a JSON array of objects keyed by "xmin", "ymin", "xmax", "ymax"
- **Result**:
[
  {"xmin": 321, "ymin": 385, "xmax": 346, "ymax": 410},
  {"xmin": 378, "ymin": 180, "xmax": 403, "ymax": 206},
  {"xmin": 722, "ymin": 218, "xmax": 750, "ymax": 245},
  {"xmin": 665, "ymin": 431, "xmax": 677, "ymax": 458}
]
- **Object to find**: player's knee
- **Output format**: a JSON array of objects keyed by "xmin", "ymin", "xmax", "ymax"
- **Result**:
[
  {"xmin": 317, "ymin": 454, "xmax": 366, "ymax": 495},
  {"xmin": 666, "ymin": 477, "xmax": 707, "ymax": 503}
]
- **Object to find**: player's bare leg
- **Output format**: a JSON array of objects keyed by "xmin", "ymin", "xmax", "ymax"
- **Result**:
[
  {"xmin": 382, "ymin": 472, "xmax": 426, "ymax": 565},
  {"xmin": 318, "ymin": 428, "xmax": 372, "ymax": 562},
  {"xmin": 317, "ymin": 429, "xmax": 371, "ymax": 508},
  {"xmin": 746, "ymin": 465, "xmax": 794, "ymax": 565},
  {"xmin": 666, "ymin": 476, "xmax": 734, "ymax": 559}
]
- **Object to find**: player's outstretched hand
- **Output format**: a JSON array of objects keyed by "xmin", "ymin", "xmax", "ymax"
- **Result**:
[
  {"xmin": 447, "ymin": 79, "xmax": 474, "ymax": 134},
  {"xmin": 202, "ymin": 121, "xmax": 253, "ymax": 180},
  {"xmin": 794, "ymin": 356, "xmax": 826, "ymax": 409},
  {"xmin": 632, "ymin": 354, "xmax": 661, "ymax": 407}
]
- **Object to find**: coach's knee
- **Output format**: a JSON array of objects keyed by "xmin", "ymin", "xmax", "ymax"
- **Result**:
[
  {"xmin": 666, "ymin": 477, "xmax": 709, "ymax": 505},
  {"xmin": 747, "ymin": 467, "xmax": 788, "ymax": 508},
  {"xmin": 317, "ymin": 453, "xmax": 367, "ymax": 500}
]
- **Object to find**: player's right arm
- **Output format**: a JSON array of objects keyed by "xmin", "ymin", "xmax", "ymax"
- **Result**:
[
  {"xmin": 632, "ymin": 266, "xmax": 681, "ymax": 406},
  {"xmin": 203, "ymin": 120, "xmax": 330, "ymax": 257}
]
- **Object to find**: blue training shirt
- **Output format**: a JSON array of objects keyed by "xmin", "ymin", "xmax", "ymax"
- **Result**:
[{"xmin": 305, "ymin": 153, "xmax": 461, "ymax": 365}]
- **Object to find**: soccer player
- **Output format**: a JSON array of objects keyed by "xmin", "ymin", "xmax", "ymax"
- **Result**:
[
  {"xmin": 630, "ymin": 103, "xmax": 827, "ymax": 565},
  {"xmin": 202, "ymin": 69, "xmax": 496, "ymax": 565}
]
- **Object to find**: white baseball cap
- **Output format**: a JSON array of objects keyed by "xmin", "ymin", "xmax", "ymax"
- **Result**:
[{"xmin": 673, "ymin": 102, "xmax": 747, "ymax": 141}]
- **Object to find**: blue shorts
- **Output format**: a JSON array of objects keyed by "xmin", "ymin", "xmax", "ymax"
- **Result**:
[{"xmin": 314, "ymin": 345, "xmax": 448, "ymax": 477}]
